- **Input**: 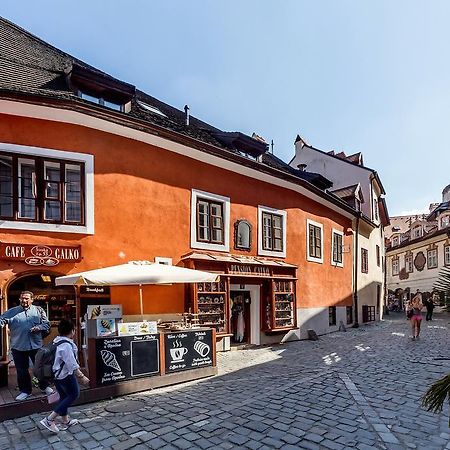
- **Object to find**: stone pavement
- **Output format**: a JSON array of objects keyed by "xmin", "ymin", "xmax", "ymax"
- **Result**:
[{"xmin": 1, "ymin": 312, "xmax": 449, "ymax": 450}]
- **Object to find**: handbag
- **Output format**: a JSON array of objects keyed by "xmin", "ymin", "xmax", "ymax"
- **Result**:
[{"xmin": 47, "ymin": 391, "xmax": 60, "ymax": 404}]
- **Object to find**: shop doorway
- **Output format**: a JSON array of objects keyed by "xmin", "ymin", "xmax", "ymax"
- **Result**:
[
  {"xmin": 6, "ymin": 273, "xmax": 76, "ymax": 344},
  {"xmin": 230, "ymin": 291, "xmax": 251, "ymax": 344}
]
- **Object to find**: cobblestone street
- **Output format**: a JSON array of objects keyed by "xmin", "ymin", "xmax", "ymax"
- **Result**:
[{"xmin": 1, "ymin": 312, "xmax": 449, "ymax": 450}]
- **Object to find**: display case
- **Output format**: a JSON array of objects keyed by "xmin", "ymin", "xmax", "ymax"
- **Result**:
[
  {"xmin": 193, "ymin": 281, "xmax": 228, "ymax": 334},
  {"xmin": 34, "ymin": 293, "xmax": 77, "ymax": 326},
  {"xmin": 265, "ymin": 280, "xmax": 296, "ymax": 330}
]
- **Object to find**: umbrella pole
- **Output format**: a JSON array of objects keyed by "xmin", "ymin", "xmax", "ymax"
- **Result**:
[{"xmin": 139, "ymin": 284, "xmax": 143, "ymax": 316}]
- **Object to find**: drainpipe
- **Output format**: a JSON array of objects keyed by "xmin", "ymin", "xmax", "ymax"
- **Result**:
[{"xmin": 353, "ymin": 212, "xmax": 361, "ymax": 328}]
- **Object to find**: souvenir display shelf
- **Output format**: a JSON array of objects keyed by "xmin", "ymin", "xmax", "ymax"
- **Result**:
[
  {"xmin": 193, "ymin": 281, "xmax": 228, "ymax": 334},
  {"xmin": 265, "ymin": 280, "xmax": 295, "ymax": 330}
]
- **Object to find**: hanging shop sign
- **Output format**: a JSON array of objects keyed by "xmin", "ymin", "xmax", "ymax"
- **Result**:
[
  {"xmin": 0, "ymin": 242, "xmax": 81, "ymax": 266},
  {"xmin": 229, "ymin": 264, "xmax": 270, "ymax": 276},
  {"xmin": 80, "ymin": 286, "xmax": 110, "ymax": 295},
  {"xmin": 94, "ymin": 334, "xmax": 160, "ymax": 386},
  {"xmin": 164, "ymin": 329, "xmax": 213, "ymax": 374}
]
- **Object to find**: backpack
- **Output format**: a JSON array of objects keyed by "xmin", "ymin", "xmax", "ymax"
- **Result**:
[
  {"xmin": 36, "ymin": 306, "xmax": 51, "ymax": 339},
  {"xmin": 34, "ymin": 339, "xmax": 70, "ymax": 384}
]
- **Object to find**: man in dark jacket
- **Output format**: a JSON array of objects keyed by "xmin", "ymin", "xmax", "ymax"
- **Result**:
[
  {"xmin": 0, "ymin": 291, "xmax": 53, "ymax": 400},
  {"xmin": 424, "ymin": 296, "xmax": 435, "ymax": 321}
]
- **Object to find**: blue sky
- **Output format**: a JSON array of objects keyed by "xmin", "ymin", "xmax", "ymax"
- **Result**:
[{"xmin": 1, "ymin": 1, "xmax": 449, "ymax": 216}]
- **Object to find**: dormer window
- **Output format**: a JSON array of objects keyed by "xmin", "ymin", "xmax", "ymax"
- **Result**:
[
  {"xmin": 441, "ymin": 215, "xmax": 449, "ymax": 229},
  {"xmin": 412, "ymin": 226, "xmax": 422, "ymax": 239},
  {"xmin": 392, "ymin": 236, "xmax": 399, "ymax": 246},
  {"xmin": 79, "ymin": 91, "xmax": 124, "ymax": 112},
  {"xmin": 69, "ymin": 62, "xmax": 134, "ymax": 114}
]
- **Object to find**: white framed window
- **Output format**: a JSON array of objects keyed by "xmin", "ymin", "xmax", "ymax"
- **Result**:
[
  {"xmin": 373, "ymin": 197, "xmax": 379, "ymax": 222},
  {"xmin": 0, "ymin": 142, "xmax": 94, "ymax": 234},
  {"xmin": 307, "ymin": 219, "xmax": 323, "ymax": 263},
  {"xmin": 445, "ymin": 246, "xmax": 450, "ymax": 266},
  {"xmin": 392, "ymin": 258, "xmax": 399, "ymax": 276},
  {"xmin": 331, "ymin": 229, "xmax": 344, "ymax": 267},
  {"xmin": 258, "ymin": 206, "xmax": 287, "ymax": 258},
  {"xmin": 392, "ymin": 236, "xmax": 399, "ymax": 246},
  {"xmin": 405, "ymin": 254, "xmax": 413, "ymax": 273},
  {"xmin": 441, "ymin": 215, "xmax": 450, "ymax": 229},
  {"xmin": 427, "ymin": 249, "xmax": 438, "ymax": 269},
  {"xmin": 191, "ymin": 189, "xmax": 230, "ymax": 252}
]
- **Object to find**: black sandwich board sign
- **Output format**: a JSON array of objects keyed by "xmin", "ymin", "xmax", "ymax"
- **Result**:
[
  {"xmin": 164, "ymin": 329, "xmax": 213, "ymax": 374},
  {"xmin": 95, "ymin": 334, "xmax": 160, "ymax": 386}
]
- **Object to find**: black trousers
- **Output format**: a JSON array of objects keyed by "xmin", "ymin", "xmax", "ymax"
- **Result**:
[
  {"xmin": 426, "ymin": 309, "xmax": 433, "ymax": 321},
  {"xmin": 11, "ymin": 348, "xmax": 48, "ymax": 394}
]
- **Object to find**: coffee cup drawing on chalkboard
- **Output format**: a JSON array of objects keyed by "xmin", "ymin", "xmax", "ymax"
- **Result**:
[
  {"xmin": 194, "ymin": 341, "xmax": 210, "ymax": 357},
  {"xmin": 170, "ymin": 347, "xmax": 188, "ymax": 362}
]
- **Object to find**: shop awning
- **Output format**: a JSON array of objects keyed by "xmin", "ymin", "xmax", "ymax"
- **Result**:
[
  {"xmin": 55, "ymin": 261, "xmax": 219, "ymax": 286},
  {"xmin": 181, "ymin": 252, "xmax": 297, "ymax": 268}
]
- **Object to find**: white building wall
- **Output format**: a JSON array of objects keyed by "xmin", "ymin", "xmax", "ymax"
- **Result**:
[
  {"xmin": 291, "ymin": 142, "xmax": 386, "ymax": 323},
  {"xmin": 387, "ymin": 234, "xmax": 448, "ymax": 294},
  {"xmin": 357, "ymin": 227, "xmax": 384, "ymax": 323},
  {"xmin": 291, "ymin": 144, "xmax": 374, "ymax": 220},
  {"xmin": 296, "ymin": 306, "xmax": 349, "ymax": 339}
]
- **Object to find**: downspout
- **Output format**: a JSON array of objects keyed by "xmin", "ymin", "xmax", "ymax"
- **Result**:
[{"xmin": 353, "ymin": 212, "xmax": 361, "ymax": 328}]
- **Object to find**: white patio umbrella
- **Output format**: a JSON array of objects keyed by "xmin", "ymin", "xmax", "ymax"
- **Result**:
[{"xmin": 55, "ymin": 261, "xmax": 219, "ymax": 314}]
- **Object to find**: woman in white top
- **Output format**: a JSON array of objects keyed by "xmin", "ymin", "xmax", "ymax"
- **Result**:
[{"xmin": 40, "ymin": 320, "xmax": 89, "ymax": 433}]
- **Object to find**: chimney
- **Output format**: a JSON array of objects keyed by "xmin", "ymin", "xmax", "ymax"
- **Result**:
[
  {"xmin": 297, "ymin": 163, "xmax": 307, "ymax": 171},
  {"xmin": 184, "ymin": 105, "xmax": 190, "ymax": 126}
]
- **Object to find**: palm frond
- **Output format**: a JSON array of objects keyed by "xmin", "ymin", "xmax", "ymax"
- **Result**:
[{"xmin": 422, "ymin": 373, "xmax": 450, "ymax": 419}]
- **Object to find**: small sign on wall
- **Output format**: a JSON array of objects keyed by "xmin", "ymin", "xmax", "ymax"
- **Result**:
[{"xmin": 87, "ymin": 304, "xmax": 122, "ymax": 320}]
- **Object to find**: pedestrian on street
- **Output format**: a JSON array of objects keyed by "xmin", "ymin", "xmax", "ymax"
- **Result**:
[
  {"xmin": 424, "ymin": 295, "xmax": 435, "ymax": 321},
  {"xmin": 0, "ymin": 291, "xmax": 53, "ymax": 401},
  {"xmin": 409, "ymin": 290, "xmax": 424, "ymax": 340},
  {"xmin": 40, "ymin": 319, "xmax": 89, "ymax": 433}
]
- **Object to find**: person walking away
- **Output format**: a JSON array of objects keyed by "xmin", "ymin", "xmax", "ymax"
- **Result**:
[
  {"xmin": 0, "ymin": 291, "xmax": 53, "ymax": 400},
  {"xmin": 40, "ymin": 320, "xmax": 89, "ymax": 433},
  {"xmin": 410, "ymin": 290, "xmax": 424, "ymax": 340},
  {"xmin": 424, "ymin": 296, "xmax": 435, "ymax": 321}
]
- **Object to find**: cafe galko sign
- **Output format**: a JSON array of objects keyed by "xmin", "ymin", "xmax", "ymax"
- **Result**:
[{"xmin": 0, "ymin": 242, "xmax": 81, "ymax": 266}]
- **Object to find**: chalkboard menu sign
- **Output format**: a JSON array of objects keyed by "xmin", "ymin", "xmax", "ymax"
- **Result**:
[
  {"xmin": 94, "ymin": 334, "xmax": 160, "ymax": 386},
  {"xmin": 164, "ymin": 329, "xmax": 213, "ymax": 373}
]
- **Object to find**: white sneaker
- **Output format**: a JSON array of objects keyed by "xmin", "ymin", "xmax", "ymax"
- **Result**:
[
  {"xmin": 15, "ymin": 392, "xmax": 30, "ymax": 401},
  {"xmin": 42, "ymin": 387, "xmax": 54, "ymax": 395},
  {"xmin": 40, "ymin": 417, "xmax": 59, "ymax": 433}
]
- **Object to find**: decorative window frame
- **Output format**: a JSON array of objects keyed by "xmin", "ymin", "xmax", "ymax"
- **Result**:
[
  {"xmin": 257, "ymin": 205, "xmax": 287, "ymax": 258},
  {"xmin": 307, "ymin": 219, "xmax": 323, "ymax": 264},
  {"xmin": 361, "ymin": 248, "xmax": 369, "ymax": 274},
  {"xmin": 190, "ymin": 189, "xmax": 230, "ymax": 252},
  {"xmin": 405, "ymin": 252, "xmax": 414, "ymax": 273},
  {"xmin": 331, "ymin": 229, "xmax": 344, "ymax": 268},
  {"xmin": 392, "ymin": 257, "xmax": 399, "ymax": 276},
  {"xmin": 0, "ymin": 142, "xmax": 94, "ymax": 234},
  {"xmin": 234, "ymin": 219, "xmax": 252, "ymax": 252},
  {"xmin": 427, "ymin": 248, "xmax": 438, "ymax": 269},
  {"xmin": 445, "ymin": 245, "xmax": 450, "ymax": 267}
]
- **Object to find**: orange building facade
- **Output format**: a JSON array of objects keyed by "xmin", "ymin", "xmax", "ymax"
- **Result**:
[
  {"xmin": 0, "ymin": 108, "xmax": 354, "ymax": 349},
  {"xmin": 0, "ymin": 17, "xmax": 357, "ymax": 353}
]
